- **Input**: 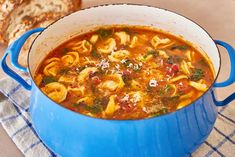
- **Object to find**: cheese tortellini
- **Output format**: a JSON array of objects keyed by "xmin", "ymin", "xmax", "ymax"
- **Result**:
[
  {"xmin": 129, "ymin": 91, "xmax": 145, "ymax": 107},
  {"xmin": 115, "ymin": 31, "xmax": 130, "ymax": 45},
  {"xmin": 61, "ymin": 52, "xmax": 79, "ymax": 67},
  {"xmin": 72, "ymin": 40, "xmax": 92, "ymax": 54},
  {"xmin": 77, "ymin": 67, "xmax": 98, "ymax": 83},
  {"xmin": 68, "ymin": 86, "xmax": 85, "ymax": 97},
  {"xmin": 151, "ymin": 35, "xmax": 174, "ymax": 49},
  {"xmin": 99, "ymin": 74, "xmax": 125, "ymax": 92},
  {"xmin": 108, "ymin": 50, "xmax": 130, "ymax": 62},
  {"xmin": 189, "ymin": 81, "xmax": 208, "ymax": 92},
  {"xmin": 97, "ymin": 38, "xmax": 116, "ymax": 54},
  {"xmin": 104, "ymin": 95, "xmax": 119, "ymax": 115},
  {"xmin": 129, "ymin": 36, "xmax": 138, "ymax": 48},
  {"xmin": 43, "ymin": 57, "xmax": 60, "ymax": 76},
  {"xmin": 41, "ymin": 82, "xmax": 67, "ymax": 103},
  {"xmin": 58, "ymin": 75, "xmax": 76, "ymax": 84}
]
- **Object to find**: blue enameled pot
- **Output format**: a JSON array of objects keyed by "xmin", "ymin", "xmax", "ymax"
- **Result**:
[{"xmin": 1, "ymin": 4, "xmax": 235, "ymax": 157}]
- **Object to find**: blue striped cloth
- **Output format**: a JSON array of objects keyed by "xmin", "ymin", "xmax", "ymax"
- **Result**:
[{"xmin": 0, "ymin": 76, "xmax": 234, "ymax": 157}]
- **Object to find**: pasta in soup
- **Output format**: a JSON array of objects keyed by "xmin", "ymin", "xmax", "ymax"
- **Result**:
[{"xmin": 34, "ymin": 26, "xmax": 214, "ymax": 120}]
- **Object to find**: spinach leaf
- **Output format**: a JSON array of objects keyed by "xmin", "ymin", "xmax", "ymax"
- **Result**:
[
  {"xmin": 96, "ymin": 28, "xmax": 112, "ymax": 39},
  {"xmin": 143, "ymin": 50, "xmax": 158, "ymax": 59},
  {"xmin": 167, "ymin": 55, "xmax": 182, "ymax": 64},
  {"xmin": 42, "ymin": 76, "xmax": 57, "ymax": 85},
  {"xmin": 84, "ymin": 99, "xmax": 104, "ymax": 114},
  {"xmin": 91, "ymin": 47, "xmax": 101, "ymax": 58},
  {"xmin": 190, "ymin": 69, "xmax": 204, "ymax": 81},
  {"xmin": 59, "ymin": 68, "xmax": 70, "ymax": 75},
  {"xmin": 165, "ymin": 84, "xmax": 173, "ymax": 93},
  {"xmin": 171, "ymin": 45, "xmax": 188, "ymax": 51}
]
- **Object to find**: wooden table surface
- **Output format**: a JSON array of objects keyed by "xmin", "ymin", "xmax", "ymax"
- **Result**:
[{"xmin": 0, "ymin": 0, "xmax": 234, "ymax": 156}]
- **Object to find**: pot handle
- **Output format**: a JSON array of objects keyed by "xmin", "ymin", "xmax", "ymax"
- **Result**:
[
  {"xmin": 212, "ymin": 40, "xmax": 235, "ymax": 106},
  {"xmin": 0, "ymin": 28, "xmax": 44, "ymax": 90}
]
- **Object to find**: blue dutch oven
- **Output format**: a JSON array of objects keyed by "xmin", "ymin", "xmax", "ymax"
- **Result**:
[{"xmin": 1, "ymin": 4, "xmax": 235, "ymax": 157}]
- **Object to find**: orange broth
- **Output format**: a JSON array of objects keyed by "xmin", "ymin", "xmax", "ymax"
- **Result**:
[{"xmin": 34, "ymin": 26, "xmax": 214, "ymax": 120}]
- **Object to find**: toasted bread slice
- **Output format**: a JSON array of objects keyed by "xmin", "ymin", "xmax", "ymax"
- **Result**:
[
  {"xmin": 0, "ymin": 0, "xmax": 25, "ymax": 42},
  {"xmin": 1, "ymin": 0, "xmax": 81, "ymax": 44},
  {"xmin": 0, "ymin": 0, "xmax": 81, "ymax": 66}
]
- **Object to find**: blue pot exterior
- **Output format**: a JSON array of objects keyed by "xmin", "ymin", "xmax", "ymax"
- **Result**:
[{"xmin": 30, "ymin": 82, "xmax": 217, "ymax": 157}]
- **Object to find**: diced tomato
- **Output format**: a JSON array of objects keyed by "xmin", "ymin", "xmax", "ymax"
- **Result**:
[
  {"xmin": 172, "ymin": 64, "xmax": 179, "ymax": 73},
  {"xmin": 91, "ymin": 76, "xmax": 101, "ymax": 84},
  {"xmin": 166, "ymin": 64, "xmax": 179, "ymax": 76}
]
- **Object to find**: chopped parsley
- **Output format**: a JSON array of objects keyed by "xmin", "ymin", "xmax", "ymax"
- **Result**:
[
  {"xmin": 91, "ymin": 47, "xmax": 101, "ymax": 58},
  {"xmin": 84, "ymin": 98, "xmax": 104, "ymax": 114},
  {"xmin": 96, "ymin": 28, "xmax": 113, "ymax": 39},
  {"xmin": 165, "ymin": 85, "xmax": 173, "ymax": 93},
  {"xmin": 73, "ymin": 98, "xmax": 104, "ymax": 114},
  {"xmin": 122, "ymin": 27, "xmax": 131, "ymax": 34},
  {"xmin": 167, "ymin": 55, "xmax": 182, "ymax": 64},
  {"xmin": 42, "ymin": 76, "xmax": 57, "ymax": 85},
  {"xmin": 143, "ymin": 50, "xmax": 158, "ymax": 59},
  {"xmin": 171, "ymin": 45, "xmax": 188, "ymax": 51},
  {"xmin": 190, "ymin": 69, "xmax": 204, "ymax": 81},
  {"xmin": 59, "ymin": 68, "xmax": 70, "ymax": 75}
]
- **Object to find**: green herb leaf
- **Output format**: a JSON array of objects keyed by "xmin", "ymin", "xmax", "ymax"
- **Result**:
[
  {"xmin": 171, "ymin": 45, "xmax": 188, "ymax": 51},
  {"xmin": 91, "ymin": 47, "xmax": 101, "ymax": 58},
  {"xmin": 167, "ymin": 55, "xmax": 182, "ymax": 64},
  {"xmin": 72, "ymin": 103, "xmax": 79, "ymax": 108},
  {"xmin": 61, "ymin": 48, "xmax": 69, "ymax": 55},
  {"xmin": 165, "ymin": 84, "xmax": 172, "ymax": 93},
  {"xmin": 190, "ymin": 68, "xmax": 204, "ymax": 81},
  {"xmin": 122, "ymin": 27, "xmax": 131, "ymax": 33},
  {"xmin": 143, "ymin": 50, "xmax": 158, "ymax": 59},
  {"xmin": 59, "ymin": 68, "xmax": 70, "ymax": 75},
  {"xmin": 83, "ymin": 99, "xmax": 103, "ymax": 114},
  {"xmin": 42, "ymin": 76, "xmax": 57, "ymax": 85},
  {"xmin": 96, "ymin": 28, "xmax": 112, "ymax": 39}
]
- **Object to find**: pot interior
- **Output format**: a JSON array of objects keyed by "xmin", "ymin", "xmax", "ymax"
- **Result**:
[{"xmin": 28, "ymin": 4, "xmax": 219, "ymax": 79}]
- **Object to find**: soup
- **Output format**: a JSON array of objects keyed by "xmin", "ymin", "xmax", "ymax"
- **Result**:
[{"xmin": 34, "ymin": 26, "xmax": 214, "ymax": 120}]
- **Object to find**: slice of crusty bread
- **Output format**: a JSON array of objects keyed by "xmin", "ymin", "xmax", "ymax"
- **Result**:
[
  {"xmin": 0, "ymin": 0, "xmax": 25, "ymax": 42},
  {"xmin": 1, "ymin": 0, "xmax": 81, "ymax": 44},
  {"xmin": 0, "ymin": 0, "xmax": 81, "ymax": 66}
]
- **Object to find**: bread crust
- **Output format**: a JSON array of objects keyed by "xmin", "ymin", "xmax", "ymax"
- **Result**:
[
  {"xmin": 0, "ymin": 0, "xmax": 81, "ymax": 44},
  {"xmin": 0, "ymin": 0, "xmax": 81, "ymax": 67}
]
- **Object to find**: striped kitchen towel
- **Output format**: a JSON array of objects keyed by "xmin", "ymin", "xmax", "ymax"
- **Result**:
[{"xmin": 0, "ymin": 76, "xmax": 234, "ymax": 157}]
